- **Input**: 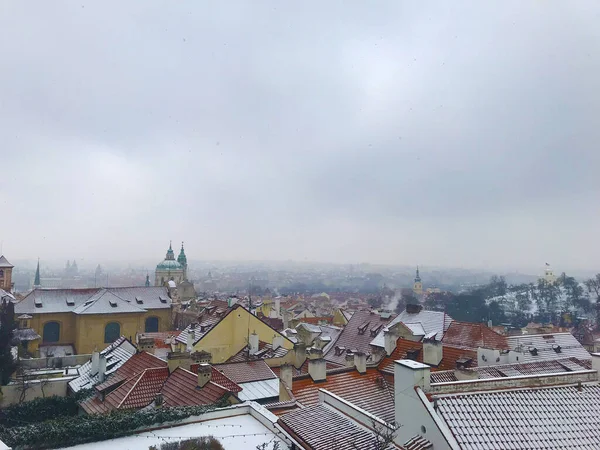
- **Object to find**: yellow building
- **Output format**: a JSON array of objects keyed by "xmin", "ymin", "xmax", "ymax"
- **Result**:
[
  {"xmin": 176, "ymin": 304, "xmax": 295, "ymax": 365},
  {"xmin": 15, "ymin": 287, "xmax": 172, "ymax": 355}
]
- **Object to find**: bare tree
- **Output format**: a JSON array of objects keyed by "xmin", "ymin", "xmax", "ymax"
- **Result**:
[
  {"xmin": 351, "ymin": 420, "xmax": 399, "ymax": 450},
  {"xmin": 15, "ymin": 367, "xmax": 33, "ymax": 404}
]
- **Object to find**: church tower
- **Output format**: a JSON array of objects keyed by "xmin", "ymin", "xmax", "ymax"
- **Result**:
[
  {"xmin": 413, "ymin": 266, "xmax": 423, "ymax": 296},
  {"xmin": 177, "ymin": 242, "xmax": 188, "ymax": 280},
  {"xmin": 155, "ymin": 241, "xmax": 185, "ymax": 286},
  {"xmin": 544, "ymin": 263, "xmax": 556, "ymax": 284}
]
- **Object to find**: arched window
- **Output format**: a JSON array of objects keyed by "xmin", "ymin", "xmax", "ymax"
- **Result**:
[
  {"xmin": 145, "ymin": 317, "xmax": 159, "ymax": 333},
  {"xmin": 104, "ymin": 322, "xmax": 120, "ymax": 343},
  {"xmin": 43, "ymin": 321, "xmax": 60, "ymax": 343}
]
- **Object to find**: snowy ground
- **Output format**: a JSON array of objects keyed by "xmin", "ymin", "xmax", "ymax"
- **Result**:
[{"xmin": 59, "ymin": 414, "xmax": 289, "ymax": 450}]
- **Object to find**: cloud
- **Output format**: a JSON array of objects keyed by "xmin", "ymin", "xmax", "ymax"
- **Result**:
[{"xmin": 1, "ymin": 1, "xmax": 599, "ymax": 272}]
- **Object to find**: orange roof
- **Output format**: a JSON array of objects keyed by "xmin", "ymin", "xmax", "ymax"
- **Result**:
[
  {"xmin": 378, "ymin": 339, "xmax": 478, "ymax": 374},
  {"xmin": 442, "ymin": 321, "xmax": 508, "ymax": 351},
  {"xmin": 162, "ymin": 367, "xmax": 229, "ymax": 407},
  {"xmin": 190, "ymin": 363, "xmax": 243, "ymax": 393},
  {"xmin": 107, "ymin": 367, "xmax": 169, "ymax": 410},
  {"xmin": 292, "ymin": 368, "xmax": 395, "ymax": 423}
]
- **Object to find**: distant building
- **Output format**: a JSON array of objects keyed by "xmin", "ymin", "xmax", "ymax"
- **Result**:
[{"xmin": 544, "ymin": 263, "xmax": 557, "ymax": 283}]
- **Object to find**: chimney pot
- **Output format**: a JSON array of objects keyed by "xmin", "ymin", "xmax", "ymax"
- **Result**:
[
  {"xmin": 197, "ymin": 363, "xmax": 211, "ymax": 388},
  {"xmin": 354, "ymin": 351, "xmax": 367, "ymax": 374},
  {"xmin": 98, "ymin": 354, "xmax": 107, "ymax": 383},
  {"xmin": 308, "ymin": 358, "xmax": 326, "ymax": 382},
  {"xmin": 249, "ymin": 332, "xmax": 259, "ymax": 355}
]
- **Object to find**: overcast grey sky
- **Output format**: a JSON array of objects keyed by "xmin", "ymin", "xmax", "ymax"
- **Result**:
[{"xmin": 1, "ymin": 1, "xmax": 599, "ymax": 272}]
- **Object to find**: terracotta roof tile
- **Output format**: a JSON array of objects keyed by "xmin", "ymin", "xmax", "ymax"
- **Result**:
[
  {"xmin": 292, "ymin": 368, "xmax": 395, "ymax": 424},
  {"xmin": 279, "ymin": 404, "xmax": 385, "ymax": 450},
  {"xmin": 190, "ymin": 363, "xmax": 243, "ymax": 393},
  {"xmin": 161, "ymin": 367, "xmax": 229, "ymax": 407},
  {"xmin": 212, "ymin": 360, "xmax": 276, "ymax": 384},
  {"xmin": 441, "ymin": 321, "xmax": 508, "ymax": 350}
]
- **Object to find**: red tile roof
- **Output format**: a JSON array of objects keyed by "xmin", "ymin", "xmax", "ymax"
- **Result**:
[
  {"xmin": 292, "ymin": 368, "xmax": 395, "ymax": 424},
  {"xmin": 323, "ymin": 309, "xmax": 395, "ymax": 366},
  {"xmin": 107, "ymin": 367, "xmax": 169, "ymax": 409},
  {"xmin": 212, "ymin": 360, "xmax": 276, "ymax": 384},
  {"xmin": 378, "ymin": 339, "xmax": 478, "ymax": 374},
  {"xmin": 162, "ymin": 367, "xmax": 229, "ymax": 407},
  {"xmin": 190, "ymin": 363, "xmax": 243, "ymax": 393},
  {"xmin": 442, "ymin": 321, "xmax": 508, "ymax": 351},
  {"xmin": 94, "ymin": 351, "xmax": 167, "ymax": 392}
]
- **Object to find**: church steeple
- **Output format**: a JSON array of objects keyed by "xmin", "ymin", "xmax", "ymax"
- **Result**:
[
  {"xmin": 177, "ymin": 242, "xmax": 188, "ymax": 280},
  {"xmin": 413, "ymin": 266, "xmax": 423, "ymax": 296},
  {"xmin": 33, "ymin": 258, "xmax": 41, "ymax": 288},
  {"xmin": 145, "ymin": 273, "xmax": 150, "ymax": 287},
  {"xmin": 415, "ymin": 266, "xmax": 421, "ymax": 282}
]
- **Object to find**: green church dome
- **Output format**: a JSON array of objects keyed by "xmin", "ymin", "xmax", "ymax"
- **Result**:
[{"xmin": 156, "ymin": 259, "xmax": 183, "ymax": 271}]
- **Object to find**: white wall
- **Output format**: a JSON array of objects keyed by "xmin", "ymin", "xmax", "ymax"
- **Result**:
[{"xmin": 0, "ymin": 377, "xmax": 70, "ymax": 408}]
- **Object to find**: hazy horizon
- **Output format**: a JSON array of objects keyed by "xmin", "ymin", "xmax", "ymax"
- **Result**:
[{"xmin": 2, "ymin": 2, "xmax": 599, "ymax": 273}]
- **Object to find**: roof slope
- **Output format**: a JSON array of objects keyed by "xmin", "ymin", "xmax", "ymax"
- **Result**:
[
  {"xmin": 212, "ymin": 360, "xmax": 276, "ymax": 384},
  {"xmin": 324, "ymin": 310, "xmax": 394, "ymax": 366},
  {"xmin": 107, "ymin": 367, "xmax": 169, "ymax": 409},
  {"xmin": 442, "ymin": 321, "xmax": 508, "ymax": 350},
  {"xmin": 507, "ymin": 332, "xmax": 591, "ymax": 362},
  {"xmin": 190, "ymin": 363, "xmax": 243, "ymax": 393},
  {"xmin": 162, "ymin": 367, "xmax": 229, "ymax": 407},
  {"xmin": 279, "ymin": 404, "xmax": 385, "ymax": 450},
  {"xmin": 371, "ymin": 307, "xmax": 452, "ymax": 347},
  {"xmin": 0, "ymin": 255, "xmax": 14, "ymax": 268},
  {"xmin": 292, "ymin": 368, "xmax": 395, "ymax": 424},
  {"xmin": 15, "ymin": 286, "xmax": 171, "ymax": 315},
  {"xmin": 435, "ymin": 384, "xmax": 600, "ymax": 449}
]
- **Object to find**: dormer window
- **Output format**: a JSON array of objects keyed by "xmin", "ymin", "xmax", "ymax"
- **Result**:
[
  {"xmin": 528, "ymin": 347, "xmax": 538, "ymax": 356},
  {"xmin": 552, "ymin": 344, "xmax": 562, "ymax": 353},
  {"xmin": 159, "ymin": 296, "xmax": 168, "ymax": 304},
  {"xmin": 109, "ymin": 299, "xmax": 118, "ymax": 308},
  {"xmin": 66, "ymin": 298, "xmax": 75, "ymax": 306},
  {"xmin": 136, "ymin": 297, "xmax": 143, "ymax": 304},
  {"xmin": 34, "ymin": 298, "xmax": 42, "ymax": 308},
  {"xmin": 456, "ymin": 357, "xmax": 473, "ymax": 369}
]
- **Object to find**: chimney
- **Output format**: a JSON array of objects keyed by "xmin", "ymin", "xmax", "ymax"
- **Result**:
[
  {"xmin": 384, "ymin": 329, "xmax": 399, "ymax": 356},
  {"xmin": 283, "ymin": 310, "xmax": 290, "ymax": 330},
  {"xmin": 406, "ymin": 304, "xmax": 422, "ymax": 314},
  {"xmin": 344, "ymin": 353, "xmax": 355, "ymax": 367},
  {"xmin": 275, "ymin": 297, "xmax": 281, "ymax": 319},
  {"xmin": 592, "ymin": 352, "xmax": 600, "ymax": 375},
  {"xmin": 294, "ymin": 343, "xmax": 307, "ymax": 368},
  {"xmin": 354, "ymin": 351, "xmax": 367, "ymax": 374},
  {"xmin": 307, "ymin": 347, "xmax": 323, "ymax": 360},
  {"xmin": 487, "ymin": 320, "xmax": 493, "ymax": 328},
  {"xmin": 422, "ymin": 339, "xmax": 443, "ymax": 366},
  {"xmin": 279, "ymin": 363, "xmax": 293, "ymax": 390},
  {"xmin": 197, "ymin": 363, "xmax": 211, "ymax": 388},
  {"xmin": 249, "ymin": 332, "xmax": 259, "ymax": 355},
  {"xmin": 308, "ymin": 358, "xmax": 326, "ymax": 382},
  {"xmin": 454, "ymin": 368, "xmax": 478, "ymax": 381},
  {"xmin": 191, "ymin": 350, "xmax": 212, "ymax": 364},
  {"xmin": 91, "ymin": 350, "xmax": 100, "ymax": 374},
  {"xmin": 167, "ymin": 351, "xmax": 192, "ymax": 373},
  {"xmin": 187, "ymin": 324, "xmax": 196, "ymax": 353},
  {"xmin": 138, "ymin": 336, "xmax": 155, "ymax": 354},
  {"xmin": 154, "ymin": 392, "xmax": 164, "ymax": 407},
  {"xmin": 273, "ymin": 335, "xmax": 284, "ymax": 351},
  {"xmin": 98, "ymin": 354, "xmax": 107, "ymax": 383},
  {"xmin": 393, "ymin": 359, "xmax": 431, "ymax": 446}
]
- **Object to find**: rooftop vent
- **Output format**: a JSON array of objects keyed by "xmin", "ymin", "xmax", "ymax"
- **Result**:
[
  {"xmin": 34, "ymin": 298, "xmax": 43, "ymax": 308},
  {"xmin": 66, "ymin": 298, "xmax": 75, "ymax": 306},
  {"xmin": 159, "ymin": 296, "xmax": 168, "ymax": 304},
  {"xmin": 528, "ymin": 347, "xmax": 538, "ymax": 356},
  {"xmin": 109, "ymin": 298, "xmax": 118, "ymax": 308},
  {"xmin": 552, "ymin": 344, "xmax": 562, "ymax": 353},
  {"xmin": 135, "ymin": 297, "xmax": 143, "ymax": 304},
  {"xmin": 406, "ymin": 348, "xmax": 420, "ymax": 361},
  {"xmin": 357, "ymin": 321, "xmax": 370, "ymax": 335},
  {"xmin": 456, "ymin": 357, "xmax": 473, "ymax": 369}
]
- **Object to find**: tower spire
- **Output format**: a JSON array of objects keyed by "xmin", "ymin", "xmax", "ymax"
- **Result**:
[{"xmin": 34, "ymin": 258, "xmax": 41, "ymax": 288}]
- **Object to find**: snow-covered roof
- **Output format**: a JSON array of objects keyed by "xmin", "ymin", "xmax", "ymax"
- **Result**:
[
  {"xmin": 236, "ymin": 378, "xmax": 280, "ymax": 402},
  {"xmin": 507, "ymin": 332, "xmax": 590, "ymax": 362},
  {"xmin": 371, "ymin": 307, "xmax": 453, "ymax": 347},
  {"xmin": 68, "ymin": 337, "xmax": 136, "ymax": 392}
]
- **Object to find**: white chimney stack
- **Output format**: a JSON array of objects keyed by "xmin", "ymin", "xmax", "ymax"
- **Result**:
[
  {"xmin": 187, "ymin": 324, "xmax": 196, "ymax": 353},
  {"xmin": 308, "ymin": 358, "xmax": 327, "ymax": 382},
  {"xmin": 91, "ymin": 350, "xmax": 100, "ymax": 374},
  {"xmin": 354, "ymin": 351, "xmax": 367, "ymax": 374},
  {"xmin": 249, "ymin": 332, "xmax": 259, "ymax": 355},
  {"xmin": 98, "ymin": 354, "xmax": 107, "ymax": 383},
  {"xmin": 344, "ymin": 353, "xmax": 354, "ymax": 367},
  {"xmin": 279, "ymin": 363, "xmax": 293, "ymax": 390},
  {"xmin": 384, "ymin": 329, "xmax": 399, "ymax": 356},
  {"xmin": 274, "ymin": 297, "xmax": 281, "ymax": 319},
  {"xmin": 273, "ymin": 335, "xmax": 284, "ymax": 351},
  {"xmin": 422, "ymin": 339, "xmax": 443, "ymax": 366}
]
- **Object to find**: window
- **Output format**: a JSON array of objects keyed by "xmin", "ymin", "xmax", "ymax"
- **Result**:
[
  {"xmin": 104, "ymin": 322, "xmax": 120, "ymax": 343},
  {"xmin": 145, "ymin": 316, "xmax": 159, "ymax": 333},
  {"xmin": 0, "ymin": 269, "xmax": 4, "ymax": 277},
  {"xmin": 43, "ymin": 321, "xmax": 60, "ymax": 343}
]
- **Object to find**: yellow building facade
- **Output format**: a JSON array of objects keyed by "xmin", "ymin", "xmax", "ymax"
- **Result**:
[
  {"xmin": 15, "ymin": 287, "xmax": 172, "ymax": 356},
  {"xmin": 177, "ymin": 305, "xmax": 294, "ymax": 365}
]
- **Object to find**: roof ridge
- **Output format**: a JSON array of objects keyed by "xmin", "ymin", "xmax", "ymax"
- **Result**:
[{"xmin": 116, "ymin": 370, "xmax": 147, "ymax": 408}]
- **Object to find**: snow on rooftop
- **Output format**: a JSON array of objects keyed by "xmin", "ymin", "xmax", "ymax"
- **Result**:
[{"xmin": 59, "ymin": 410, "xmax": 289, "ymax": 450}]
